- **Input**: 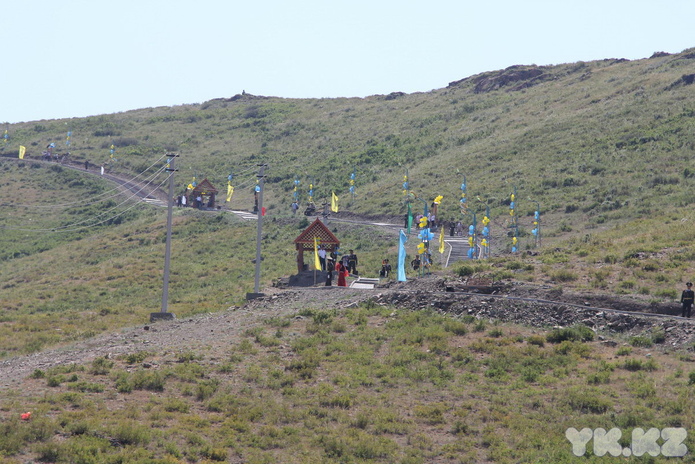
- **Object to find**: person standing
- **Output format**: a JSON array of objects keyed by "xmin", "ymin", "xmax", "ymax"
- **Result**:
[
  {"xmin": 682, "ymin": 282, "xmax": 694, "ymax": 317},
  {"xmin": 336, "ymin": 260, "xmax": 348, "ymax": 287},
  {"xmin": 325, "ymin": 258, "xmax": 333, "ymax": 286},
  {"xmin": 318, "ymin": 246, "xmax": 327, "ymax": 271},
  {"xmin": 347, "ymin": 250, "xmax": 358, "ymax": 275}
]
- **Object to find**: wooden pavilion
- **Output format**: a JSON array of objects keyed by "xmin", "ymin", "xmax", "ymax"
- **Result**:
[
  {"xmin": 186, "ymin": 178, "xmax": 218, "ymax": 209},
  {"xmin": 293, "ymin": 218, "xmax": 340, "ymax": 273}
]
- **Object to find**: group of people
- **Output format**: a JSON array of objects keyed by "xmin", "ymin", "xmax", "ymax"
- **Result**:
[
  {"xmin": 321, "ymin": 247, "xmax": 358, "ymax": 287},
  {"xmin": 176, "ymin": 194, "xmax": 214, "ymax": 209}
]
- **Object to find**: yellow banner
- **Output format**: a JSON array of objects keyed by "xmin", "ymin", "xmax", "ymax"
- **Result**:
[
  {"xmin": 331, "ymin": 191, "xmax": 339, "ymax": 212},
  {"xmin": 226, "ymin": 183, "xmax": 234, "ymax": 202},
  {"xmin": 18, "ymin": 145, "xmax": 25, "ymax": 159},
  {"xmin": 439, "ymin": 231, "xmax": 445, "ymax": 254},
  {"xmin": 313, "ymin": 237, "xmax": 321, "ymax": 270}
]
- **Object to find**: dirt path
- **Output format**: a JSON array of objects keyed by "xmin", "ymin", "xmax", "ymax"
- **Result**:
[
  {"xmin": 3, "ymin": 280, "xmax": 695, "ymax": 389},
  {"xmin": 0, "ymin": 287, "xmax": 373, "ymax": 388}
]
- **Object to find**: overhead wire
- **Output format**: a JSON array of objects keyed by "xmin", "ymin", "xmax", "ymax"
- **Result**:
[
  {"xmin": 0, "ymin": 158, "xmax": 172, "ymax": 232},
  {"xmin": 4, "ymin": 153, "xmax": 170, "ymax": 209}
]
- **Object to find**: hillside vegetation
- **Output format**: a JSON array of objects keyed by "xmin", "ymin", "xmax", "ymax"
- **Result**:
[
  {"xmin": 1, "ymin": 49, "xmax": 695, "ymax": 351},
  {"xmin": 1, "ymin": 49, "xmax": 695, "ymax": 464}
]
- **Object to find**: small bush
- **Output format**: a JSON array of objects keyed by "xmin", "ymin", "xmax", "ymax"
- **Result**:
[
  {"xmin": 487, "ymin": 328, "xmax": 504, "ymax": 338},
  {"xmin": 587, "ymin": 371, "xmax": 610, "ymax": 385},
  {"xmin": 123, "ymin": 352, "xmax": 150, "ymax": 364},
  {"xmin": 629, "ymin": 336, "xmax": 653, "ymax": 348},
  {"xmin": 473, "ymin": 319, "xmax": 486, "ymax": 332},
  {"xmin": 651, "ymin": 330, "xmax": 666, "ymax": 344},
  {"xmin": 455, "ymin": 265, "xmax": 475, "ymax": 277},
  {"xmin": 623, "ymin": 359, "xmax": 645, "ymax": 371},
  {"xmin": 547, "ymin": 325, "xmax": 594, "ymax": 343},
  {"xmin": 90, "ymin": 357, "xmax": 114, "ymax": 375},
  {"xmin": 527, "ymin": 335, "xmax": 546, "ymax": 347},
  {"xmin": 111, "ymin": 422, "xmax": 151, "ymax": 446},
  {"xmin": 566, "ymin": 388, "xmax": 612, "ymax": 413},
  {"xmin": 616, "ymin": 346, "xmax": 632, "ymax": 356},
  {"xmin": 444, "ymin": 320, "xmax": 468, "ymax": 336},
  {"xmin": 551, "ymin": 269, "xmax": 577, "ymax": 282}
]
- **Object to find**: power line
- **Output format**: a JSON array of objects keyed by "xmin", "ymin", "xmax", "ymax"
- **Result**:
[
  {"xmin": 0, "ymin": 172, "xmax": 171, "ymax": 233},
  {"xmin": 3, "ymin": 153, "xmax": 170, "ymax": 210}
]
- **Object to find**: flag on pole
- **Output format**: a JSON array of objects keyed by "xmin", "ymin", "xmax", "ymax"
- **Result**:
[
  {"xmin": 407, "ymin": 202, "xmax": 412, "ymax": 235},
  {"xmin": 331, "ymin": 191, "xmax": 339, "ymax": 212},
  {"xmin": 313, "ymin": 237, "xmax": 321, "ymax": 270},
  {"xmin": 398, "ymin": 230, "xmax": 408, "ymax": 282},
  {"xmin": 439, "ymin": 230, "xmax": 445, "ymax": 254},
  {"xmin": 226, "ymin": 183, "xmax": 234, "ymax": 202},
  {"xmin": 18, "ymin": 145, "xmax": 25, "ymax": 159}
]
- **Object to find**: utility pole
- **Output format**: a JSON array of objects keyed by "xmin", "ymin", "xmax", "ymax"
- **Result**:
[
  {"xmin": 248, "ymin": 163, "xmax": 267, "ymax": 300},
  {"xmin": 151, "ymin": 154, "xmax": 178, "ymax": 322}
]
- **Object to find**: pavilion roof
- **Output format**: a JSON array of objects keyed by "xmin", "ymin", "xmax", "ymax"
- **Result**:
[
  {"xmin": 190, "ymin": 178, "xmax": 218, "ymax": 195},
  {"xmin": 294, "ymin": 218, "xmax": 340, "ymax": 248}
]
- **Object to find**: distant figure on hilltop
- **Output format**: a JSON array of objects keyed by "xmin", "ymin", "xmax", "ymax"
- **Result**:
[{"xmin": 681, "ymin": 282, "xmax": 694, "ymax": 318}]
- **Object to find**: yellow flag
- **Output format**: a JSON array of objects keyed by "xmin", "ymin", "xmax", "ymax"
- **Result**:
[
  {"xmin": 18, "ymin": 145, "xmax": 25, "ymax": 159},
  {"xmin": 313, "ymin": 237, "xmax": 321, "ymax": 270},
  {"xmin": 226, "ymin": 183, "xmax": 234, "ymax": 202},
  {"xmin": 331, "ymin": 191, "xmax": 339, "ymax": 212},
  {"xmin": 439, "ymin": 231, "xmax": 445, "ymax": 254}
]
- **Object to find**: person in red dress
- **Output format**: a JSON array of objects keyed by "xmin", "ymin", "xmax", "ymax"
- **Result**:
[{"xmin": 336, "ymin": 260, "xmax": 348, "ymax": 287}]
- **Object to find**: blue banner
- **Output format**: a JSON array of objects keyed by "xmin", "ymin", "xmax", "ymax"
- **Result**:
[{"xmin": 398, "ymin": 229, "xmax": 408, "ymax": 282}]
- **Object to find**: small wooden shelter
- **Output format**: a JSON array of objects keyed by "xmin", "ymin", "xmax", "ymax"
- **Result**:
[
  {"xmin": 293, "ymin": 218, "xmax": 340, "ymax": 273},
  {"xmin": 186, "ymin": 178, "xmax": 218, "ymax": 208}
]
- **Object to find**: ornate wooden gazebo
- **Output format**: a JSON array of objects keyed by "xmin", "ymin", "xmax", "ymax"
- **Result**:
[
  {"xmin": 293, "ymin": 218, "xmax": 340, "ymax": 273},
  {"xmin": 186, "ymin": 178, "xmax": 218, "ymax": 208}
]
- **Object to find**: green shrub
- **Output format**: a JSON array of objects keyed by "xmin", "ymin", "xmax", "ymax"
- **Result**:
[
  {"xmin": 90, "ymin": 357, "xmax": 114, "ymax": 375},
  {"xmin": 566, "ymin": 388, "xmax": 612, "ymax": 413},
  {"xmin": 131, "ymin": 370, "xmax": 165, "ymax": 391},
  {"xmin": 473, "ymin": 319, "xmax": 486, "ymax": 332},
  {"xmin": 111, "ymin": 421, "xmax": 151, "ymax": 446},
  {"xmin": 622, "ymin": 358, "xmax": 658, "ymax": 371},
  {"xmin": 487, "ymin": 328, "xmax": 504, "ymax": 338},
  {"xmin": 616, "ymin": 346, "xmax": 632, "ymax": 356},
  {"xmin": 455, "ymin": 265, "xmax": 475, "ymax": 277},
  {"xmin": 629, "ymin": 336, "xmax": 653, "ymax": 348},
  {"xmin": 123, "ymin": 351, "xmax": 150, "ymax": 364},
  {"xmin": 551, "ymin": 269, "xmax": 577, "ymax": 282},
  {"xmin": 443, "ymin": 320, "xmax": 468, "ymax": 336},
  {"xmin": 587, "ymin": 371, "xmax": 610, "ymax": 385},
  {"xmin": 527, "ymin": 335, "xmax": 546, "ymax": 347},
  {"xmin": 651, "ymin": 330, "xmax": 666, "ymax": 344},
  {"xmin": 546, "ymin": 325, "xmax": 594, "ymax": 343}
]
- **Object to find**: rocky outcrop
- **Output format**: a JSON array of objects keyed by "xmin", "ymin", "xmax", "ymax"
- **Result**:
[{"xmin": 448, "ymin": 65, "xmax": 552, "ymax": 94}]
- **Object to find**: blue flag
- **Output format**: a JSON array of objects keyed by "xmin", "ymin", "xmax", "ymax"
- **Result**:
[{"xmin": 398, "ymin": 230, "xmax": 408, "ymax": 282}]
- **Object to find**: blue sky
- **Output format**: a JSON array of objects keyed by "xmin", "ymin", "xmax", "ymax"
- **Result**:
[{"xmin": 3, "ymin": 0, "xmax": 694, "ymax": 123}]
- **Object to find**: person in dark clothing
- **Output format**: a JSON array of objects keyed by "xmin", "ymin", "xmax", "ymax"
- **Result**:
[
  {"xmin": 325, "ymin": 259, "xmax": 333, "ymax": 286},
  {"xmin": 682, "ymin": 282, "xmax": 694, "ymax": 318},
  {"xmin": 347, "ymin": 250, "xmax": 358, "ymax": 275}
]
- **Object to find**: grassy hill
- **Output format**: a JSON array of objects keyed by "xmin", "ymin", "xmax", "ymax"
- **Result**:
[
  {"xmin": 1, "ymin": 48, "xmax": 695, "ymax": 463},
  {"xmin": 1, "ymin": 48, "xmax": 695, "ymax": 354}
]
